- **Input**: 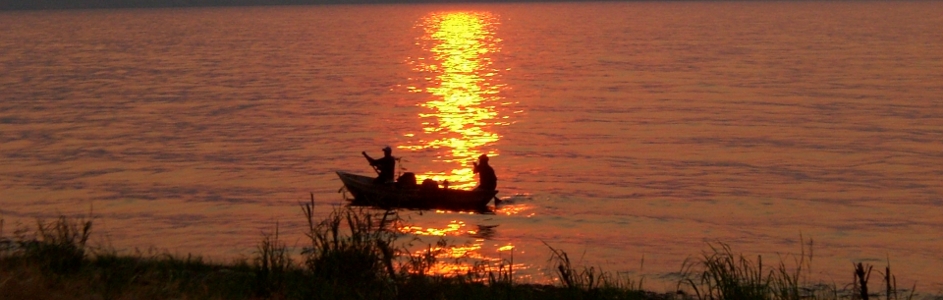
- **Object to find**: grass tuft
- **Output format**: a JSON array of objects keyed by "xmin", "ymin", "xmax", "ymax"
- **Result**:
[
  {"xmin": 544, "ymin": 241, "xmax": 651, "ymax": 299},
  {"xmin": 300, "ymin": 194, "xmax": 401, "ymax": 298},
  {"xmin": 14, "ymin": 215, "xmax": 92, "ymax": 273},
  {"xmin": 679, "ymin": 242, "xmax": 775, "ymax": 300},
  {"xmin": 254, "ymin": 221, "xmax": 293, "ymax": 297}
]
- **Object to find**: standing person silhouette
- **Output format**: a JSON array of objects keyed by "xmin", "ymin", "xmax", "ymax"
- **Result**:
[
  {"xmin": 473, "ymin": 154, "xmax": 497, "ymax": 191},
  {"xmin": 362, "ymin": 146, "xmax": 395, "ymax": 184}
]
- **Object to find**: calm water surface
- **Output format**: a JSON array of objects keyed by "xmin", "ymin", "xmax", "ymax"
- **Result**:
[{"xmin": 2, "ymin": 1, "xmax": 942, "ymax": 291}]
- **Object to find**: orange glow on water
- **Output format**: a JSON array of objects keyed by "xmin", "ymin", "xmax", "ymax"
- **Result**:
[
  {"xmin": 399, "ymin": 217, "xmax": 525, "ymax": 278},
  {"xmin": 494, "ymin": 203, "xmax": 535, "ymax": 217},
  {"xmin": 403, "ymin": 11, "xmax": 508, "ymax": 189},
  {"xmin": 408, "ymin": 238, "xmax": 526, "ymax": 278},
  {"xmin": 399, "ymin": 219, "xmax": 470, "ymax": 236}
]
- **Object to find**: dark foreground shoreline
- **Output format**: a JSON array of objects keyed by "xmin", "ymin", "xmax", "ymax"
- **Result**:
[
  {"xmin": 0, "ymin": 208, "xmax": 670, "ymax": 300},
  {"xmin": 0, "ymin": 254, "xmax": 670, "ymax": 300},
  {"xmin": 0, "ymin": 205, "xmax": 927, "ymax": 300}
]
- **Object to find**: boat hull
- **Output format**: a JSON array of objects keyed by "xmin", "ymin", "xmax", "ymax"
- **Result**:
[{"xmin": 336, "ymin": 171, "xmax": 496, "ymax": 212}]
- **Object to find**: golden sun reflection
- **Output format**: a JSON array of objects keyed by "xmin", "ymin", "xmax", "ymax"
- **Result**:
[
  {"xmin": 409, "ymin": 239, "xmax": 525, "ymax": 278},
  {"xmin": 399, "ymin": 219, "xmax": 525, "ymax": 279},
  {"xmin": 399, "ymin": 220, "xmax": 469, "ymax": 236},
  {"xmin": 403, "ymin": 11, "xmax": 509, "ymax": 189},
  {"xmin": 494, "ymin": 203, "xmax": 536, "ymax": 217}
]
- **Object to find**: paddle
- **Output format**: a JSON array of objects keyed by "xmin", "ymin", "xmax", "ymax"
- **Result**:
[{"xmin": 362, "ymin": 151, "xmax": 380, "ymax": 175}]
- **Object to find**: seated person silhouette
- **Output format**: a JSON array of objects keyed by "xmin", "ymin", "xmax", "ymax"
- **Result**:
[{"xmin": 473, "ymin": 154, "xmax": 497, "ymax": 191}]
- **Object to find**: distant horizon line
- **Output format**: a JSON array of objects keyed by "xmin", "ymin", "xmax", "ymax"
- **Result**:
[{"xmin": 0, "ymin": 0, "xmax": 906, "ymax": 12}]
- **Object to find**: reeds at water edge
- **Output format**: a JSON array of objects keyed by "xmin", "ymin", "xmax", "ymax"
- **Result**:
[
  {"xmin": 677, "ymin": 237, "xmax": 918, "ymax": 300},
  {"xmin": 0, "ymin": 198, "xmax": 930, "ymax": 300}
]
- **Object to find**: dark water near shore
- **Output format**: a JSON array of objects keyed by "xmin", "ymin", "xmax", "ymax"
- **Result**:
[{"xmin": 2, "ymin": 1, "xmax": 942, "ymax": 291}]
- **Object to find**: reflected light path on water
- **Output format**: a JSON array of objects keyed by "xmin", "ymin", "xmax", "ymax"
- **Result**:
[
  {"xmin": 396, "ymin": 11, "xmax": 535, "ymax": 282},
  {"xmin": 397, "ymin": 211, "xmax": 526, "ymax": 278},
  {"xmin": 403, "ymin": 11, "xmax": 509, "ymax": 190}
]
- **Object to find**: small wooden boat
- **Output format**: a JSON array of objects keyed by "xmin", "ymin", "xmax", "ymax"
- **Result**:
[{"xmin": 336, "ymin": 171, "xmax": 497, "ymax": 212}]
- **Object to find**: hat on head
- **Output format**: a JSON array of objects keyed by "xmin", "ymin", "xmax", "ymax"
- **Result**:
[
  {"xmin": 382, "ymin": 146, "xmax": 392, "ymax": 152},
  {"xmin": 478, "ymin": 154, "xmax": 489, "ymax": 162}
]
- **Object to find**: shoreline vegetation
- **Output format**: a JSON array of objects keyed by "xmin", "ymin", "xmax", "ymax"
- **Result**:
[{"xmin": 0, "ymin": 198, "xmax": 927, "ymax": 300}]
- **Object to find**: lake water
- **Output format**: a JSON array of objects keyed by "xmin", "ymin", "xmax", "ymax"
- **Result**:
[{"xmin": 2, "ymin": 1, "xmax": 942, "ymax": 292}]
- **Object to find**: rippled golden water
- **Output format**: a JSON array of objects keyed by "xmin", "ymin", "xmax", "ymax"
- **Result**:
[
  {"xmin": 2, "ymin": 2, "xmax": 942, "ymax": 290},
  {"xmin": 401, "ymin": 10, "xmax": 507, "ymax": 189}
]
